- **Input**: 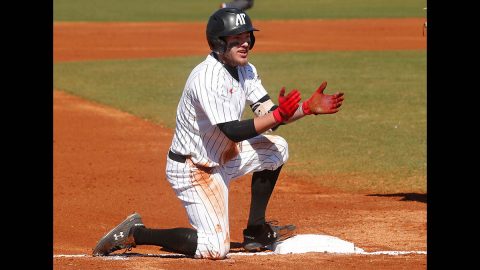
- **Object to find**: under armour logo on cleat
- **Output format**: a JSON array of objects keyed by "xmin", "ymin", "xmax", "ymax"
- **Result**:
[
  {"xmin": 113, "ymin": 232, "xmax": 124, "ymax": 240},
  {"xmin": 267, "ymin": 232, "xmax": 277, "ymax": 238}
]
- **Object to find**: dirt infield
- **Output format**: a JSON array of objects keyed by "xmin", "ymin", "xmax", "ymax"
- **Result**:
[
  {"xmin": 54, "ymin": 18, "xmax": 426, "ymax": 62},
  {"xmin": 53, "ymin": 19, "xmax": 426, "ymax": 269}
]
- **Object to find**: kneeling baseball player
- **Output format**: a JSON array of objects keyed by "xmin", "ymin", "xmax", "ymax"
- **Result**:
[{"xmin": 92, "ymin": 7, "xmax": 344, "ymax": 260}]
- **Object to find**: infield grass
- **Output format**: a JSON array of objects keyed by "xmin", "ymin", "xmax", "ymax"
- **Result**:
[
  {"xmin": 54, "ymin": 51, "xmax": 426, "ymax": 193},
  {"xmin": 54, "ymin": 0, "xmax": 426, "ymax": 22}
]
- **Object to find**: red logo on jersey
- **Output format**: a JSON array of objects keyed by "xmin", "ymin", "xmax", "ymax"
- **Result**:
[{"xmin": 229, "ymin": 88, "xmax": 234, "ymax": 94}]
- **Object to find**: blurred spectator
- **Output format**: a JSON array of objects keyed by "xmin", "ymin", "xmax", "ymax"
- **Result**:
[{"xmin": 220, "ymin": 0, "xmax": 254, "ymax": 11}]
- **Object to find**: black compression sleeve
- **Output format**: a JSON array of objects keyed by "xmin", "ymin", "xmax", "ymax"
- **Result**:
[{"xmin": 217, "ymin": 119, "xmax": 258, "ymax": 142}]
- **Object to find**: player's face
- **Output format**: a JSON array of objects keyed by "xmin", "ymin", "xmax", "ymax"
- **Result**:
[{"xmin": 221, "ymin": 32, "xmax": 251, "ymax": 66}]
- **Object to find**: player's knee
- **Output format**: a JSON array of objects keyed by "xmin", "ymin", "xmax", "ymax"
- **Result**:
[
  {"xmin": 196, "ymin": 233, "xmax": 230, "ymax": 260},
  {"xmin": 201, "ymin": 244, "xmax": 229, "ymax": 260},
  {"xmin": 265, "ymin": 135, "xmax": 289, "ymax": 171},
  {"xmin": 208, "ymin": 245, "xmax": 229, "ymax": 260},
  {"xmin": 275, "ymin": 136, "xmax": 289, "ymax": 164}
]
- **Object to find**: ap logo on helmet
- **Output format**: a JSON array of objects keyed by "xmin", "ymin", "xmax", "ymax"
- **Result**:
[{"xmin": 236, "ymin": 13, "xmax": 247, "ymax": 26}]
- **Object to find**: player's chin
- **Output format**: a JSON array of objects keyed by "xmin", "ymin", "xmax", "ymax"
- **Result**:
[{"xmin": 236, "ymin": 54, "xmax": 249, "ymax": 66}]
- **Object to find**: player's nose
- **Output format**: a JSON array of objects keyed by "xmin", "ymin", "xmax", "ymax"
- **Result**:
[{"xmin": 240, "ymin": 39, "xmax": 249, "ymax": 47}]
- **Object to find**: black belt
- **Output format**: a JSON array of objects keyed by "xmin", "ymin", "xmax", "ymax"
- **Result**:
[{"xmin": 168, "ymin": 150, "xmax": 187, "ymax": 163}]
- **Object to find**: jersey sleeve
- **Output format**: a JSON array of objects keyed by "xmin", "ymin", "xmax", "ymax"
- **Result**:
[
  {"xmin": 244, "ymin": 64, "xmax": 269, "ymax": 105},
  {"xmin": 192, "ymin": 67, "xmax": 241, "ymax": 125}
]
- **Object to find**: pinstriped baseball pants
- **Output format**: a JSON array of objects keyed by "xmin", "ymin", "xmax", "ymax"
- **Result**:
[{"xmin": 165, "ymin": 134, "xmax": 288, "ymax": 259}]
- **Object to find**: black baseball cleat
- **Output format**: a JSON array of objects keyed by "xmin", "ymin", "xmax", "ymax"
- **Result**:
[
  {"xmin": 242, "ymin": 221, "xmax": 296, "ymax": 251},
  {"xmin": 92, "ymin": 212, "xmax": 145, "ymax": 256}
]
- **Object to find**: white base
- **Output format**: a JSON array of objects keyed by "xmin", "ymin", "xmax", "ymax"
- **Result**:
[{"xmin": 272, "ymin": 234, "xmax": 365, "ymax": 254}]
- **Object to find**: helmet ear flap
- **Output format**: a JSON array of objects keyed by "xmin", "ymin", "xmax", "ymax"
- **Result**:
[
  {"xmin": 217, "ymin": 37, "xmax": 227, "ymax": 53},
  {"xmin": 249, "ymin": 31, "xmax": 255, "ymax": 50},
  {"xmin": 209, "ymin": 37, "xmax": 227, "ymax": 54}
]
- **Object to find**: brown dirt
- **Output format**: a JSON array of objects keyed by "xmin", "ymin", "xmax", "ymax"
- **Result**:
[
  {"xmin": 53, "ymin": 18, "xmax": 426, "ymax": 269},
  {"xmin": 54, "ymin": 18, "xmax": 426, "ymax": 62}
]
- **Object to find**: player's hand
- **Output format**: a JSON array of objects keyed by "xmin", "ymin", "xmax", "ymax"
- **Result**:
[
  {"xmin": 302, "ymin": 81, "xmax": 344, "ymax": 115},
  {"xmin": 272, "ymin": 87, "xmax": 301, "ymax": 123}
]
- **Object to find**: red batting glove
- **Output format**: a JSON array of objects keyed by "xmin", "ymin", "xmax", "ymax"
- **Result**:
[
  {"xmin": 302, "ymin": 81, "xmax": 344, "ymax": 115},
  {"xmin": 272, "ymin": 87, "xmax": 301, "ymax": 123}
]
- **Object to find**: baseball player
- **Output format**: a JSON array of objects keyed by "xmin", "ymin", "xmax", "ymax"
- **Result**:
[
  {"xmin": 220, "ymin": 0, "xmax": 254, "ymax": 11},
  {"xmin": 92, "ymin": 7, "xmax": 344, "ymax": 260}
]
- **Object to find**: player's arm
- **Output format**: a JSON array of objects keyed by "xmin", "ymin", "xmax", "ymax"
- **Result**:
[
  {"xmin": 217, "ymin": 116, "xmax": 275, "ymax": 143},
  {"xmin": 249, "ymin": 94, "xmax": 305, "ymax": 128},
  {"xmin": 249, "ymin": 94, "xmax": 283, "ymax": 131},
  {"xmin": 218, "ymin": 88, "xmax": 301, "ymax": 142},
  {"xmin": 255, "ymin": 82, "xmax": 345, "ymax": 124}
]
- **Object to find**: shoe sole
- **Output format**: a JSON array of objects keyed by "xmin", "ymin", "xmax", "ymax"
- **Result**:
[
  {"xmin": 92, "ymin": 213, "xmax": 143, "ymax": 256},
  {"xmin": 244, "ymin": 242, "xmax": 264, "ymax": 251}
]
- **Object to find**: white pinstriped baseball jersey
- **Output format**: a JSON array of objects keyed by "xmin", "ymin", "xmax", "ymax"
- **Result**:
[
  {"xmin": 166, "ymin": 53, "xmax": 289, "ymax": 259},
  {"xmin": 170, "ymin": 53, "xmax": 267, "ymax": 167}
]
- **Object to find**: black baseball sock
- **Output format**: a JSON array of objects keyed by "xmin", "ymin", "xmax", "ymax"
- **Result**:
[
  {"xmin": 247, "ymin": 165, "xmax": 283, "ymax": 228},
  {"xmin": 133, "ymin": 227, "xmax": 198, "ymax": 256}
]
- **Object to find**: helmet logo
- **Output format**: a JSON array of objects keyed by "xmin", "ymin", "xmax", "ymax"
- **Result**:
[{"xmin": 235, "ymin": 13, "xmax": 247, "ymax": 26}]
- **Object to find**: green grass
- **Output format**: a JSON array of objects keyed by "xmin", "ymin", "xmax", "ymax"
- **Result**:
[
  {"xmin": 54, "ymin": 57, "xmax": 204, "ymax": 123},
  {"xmin": 54, "ymin": 51, "xmax": 426, "ymax": 193},
  {"xmin": 54, "ymin": 0, "xmax": 426, "ymax": 22}
]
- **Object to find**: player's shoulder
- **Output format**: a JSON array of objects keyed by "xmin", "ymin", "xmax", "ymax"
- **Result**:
[
  {"xmin": 188, "ymin": 55, "xmax": 222, "ymax": 78},
  {"xmin": 186, "ymin": 54, "xmax": 225, "ymax": 93},
  {"xmin": 193, "ymin": 54, "xmax": 216, "ymax": 70}
]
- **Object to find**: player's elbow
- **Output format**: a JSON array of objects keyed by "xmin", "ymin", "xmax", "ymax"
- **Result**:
[{"xmin": 218, "ymin": 120, "xmax": 258, "ymax": 142}]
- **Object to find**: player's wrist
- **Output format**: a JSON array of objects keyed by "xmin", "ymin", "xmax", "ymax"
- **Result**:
[
  {"xmin": 272, "ymin": 108, "xmax": 285, "ymax": 123},
  {"xmin": 302, "ymin": 101, "xmax": 312, "ymax": 115}
]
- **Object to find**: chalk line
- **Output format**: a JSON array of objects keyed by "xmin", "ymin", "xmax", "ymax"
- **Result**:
[{"xmin": 54, "ymin": 250, "xmax": 426, "ymax": 259}]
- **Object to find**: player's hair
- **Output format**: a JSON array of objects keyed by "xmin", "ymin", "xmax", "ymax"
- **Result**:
[{"xmin": 206, "ymin": 7, "xmax": 259, "ymax": 54}]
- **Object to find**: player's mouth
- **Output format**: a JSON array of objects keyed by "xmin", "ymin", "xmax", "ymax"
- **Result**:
[{"xmin": 238, "ymin": 50, "xmax": 248, "ymax": 58}]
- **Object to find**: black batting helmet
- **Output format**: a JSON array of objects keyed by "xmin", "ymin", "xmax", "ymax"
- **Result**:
[{"xmin": 206, "ymin": 8, "xmax": 259, "ymax": 54}]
